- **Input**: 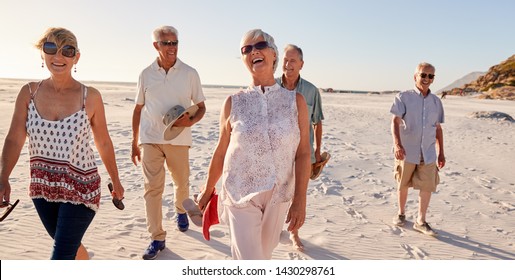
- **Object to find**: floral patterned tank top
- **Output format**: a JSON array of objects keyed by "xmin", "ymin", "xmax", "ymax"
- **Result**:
[{"xmin": 26, "ymin": 81, "xmax": 101, "ymax": 211}]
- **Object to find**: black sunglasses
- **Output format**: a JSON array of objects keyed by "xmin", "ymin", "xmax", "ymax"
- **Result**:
[
  {"xmin": 108, "ymin": 183, "xmax": 124, "ymax": 210},
  {"xmin": 241, "ymin": 41, "xmax": 269, "ymax": 55},
  {"xmin": 419, "ymin": 73, "xmax": 435, "ymax": 79},
  {"xmin": 43, "ymin": 42, "xmax": 77, "ymax": 58},
  {"xmin": 0, "ymin": 199, "xmax": 19, "ymax": 222},
  {"xmin": 158, "ymin": 40, "xmax": 179, "ymax": 47}
]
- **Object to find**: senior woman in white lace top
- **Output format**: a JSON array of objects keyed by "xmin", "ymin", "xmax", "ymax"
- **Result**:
[{"xmin": 198, "ymin": 29, "xmax": 311, "ymax": 259}]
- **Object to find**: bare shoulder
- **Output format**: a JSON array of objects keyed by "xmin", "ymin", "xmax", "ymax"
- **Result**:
[
  {"xmin": 223, "ymin": 95, "xmax": 232, "ymax": 105},
  {"xmin": 295, "ymin": 92, "xmax": 307, "ymax": 104},
  {"xmin": 17, "ymin": 83, "xmax": 33, "ymax": 104},
  {"xmin": 84, "ymin": 86, "xmax": 104, "ymax": 116},
  {"xmin": 85, "ymin": 86, "xmax": 102, "ymax": 102},
  {"xmin": 85, "ymin": 85, "xmax": 101, "ymax": 96},
  {"xmin": 221, "ymin": 95, "xmax": 232, "ymax": 115}
]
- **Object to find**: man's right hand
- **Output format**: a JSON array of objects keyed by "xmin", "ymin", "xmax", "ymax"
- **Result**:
[
  {"xmin": 394, "ymin": 144, "xmax": 405, "ymax": 160},
  {"xmin": 131, "ymin": 144, "xmax": 141, "ymax": 166}
]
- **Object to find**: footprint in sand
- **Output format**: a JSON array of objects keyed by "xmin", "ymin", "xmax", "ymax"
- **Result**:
[
  {"xmin": 473, "ymin": 176, "xmax": 498, "ymax": 189},
  {"xmin": 344, "ymin": 207, "xmax": 368, "ymax": 223},
  {"xmin": 287, "ymin": 252, "xmax": 308, "ymax": 260},
  {"xmin": 400, "ymin": 243, "xmax": 429, "ymax": 259},
  {"xmin": 342, "ymin": 196, "xmax": 355, "ymax": 205}
]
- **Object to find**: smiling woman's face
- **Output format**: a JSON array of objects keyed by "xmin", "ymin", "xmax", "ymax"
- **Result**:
[{"xmin": 241, "ymin": 36, "xmax": 276, "ymax": 77}]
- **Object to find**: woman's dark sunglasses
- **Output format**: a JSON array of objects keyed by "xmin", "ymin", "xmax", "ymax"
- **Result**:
[
  {"xmin": 43, "ymin": 42, "xmax": 77, "ymax": 58},
  {"xmin": 419, "ymin": 73, "xmax": 435, "ymax": 79},
  {"xmin": 241, "ymin": 41, "xmax": 269, "ymax": 55}
]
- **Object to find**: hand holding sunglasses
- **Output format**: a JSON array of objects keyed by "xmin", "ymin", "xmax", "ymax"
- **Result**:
[
  {"xmin": 108, "ymin": 183, "xmax": 124, "ymax": 210},
  {"xmin": 43, "ymin": 42, "xmax": 77, "ymax": 58},
  {"xmin": 0, "ymin": 199, "xmax": 19, "ymax": 222}
]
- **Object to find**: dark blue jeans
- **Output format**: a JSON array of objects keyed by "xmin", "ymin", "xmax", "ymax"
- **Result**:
[{"xmin": 32, "ymin": 198, "xmax": 96, "ymax": 260}]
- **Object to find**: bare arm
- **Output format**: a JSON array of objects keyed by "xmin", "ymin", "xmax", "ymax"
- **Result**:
[
  {"xmin": 313, "ymin": 121, "xmax": 323, "ymax": 162},
  {"xmin": 286, "ymin": 93, "xmax": 311, "ymax": 232},
  {"xmin": 198, "ymin": 97, "xmax": 231, "ymax": 211},
  {"xmin": 86, "ymin": 87, "xmax": 124, "ymax": 200},
  {"xmin": 131, "ymin": 104, "xmax": 144, "ymax": 166},
  {"xmin": 0, "ymin": 85, "xmax": 31, "ymax": 203},
  {"xmin": 391, "ymin": 115, "xmax": 405, "ymax": 160},
  {"xmin": 436, "ymin": 123, "xmax": 445, "ymax": 169}
]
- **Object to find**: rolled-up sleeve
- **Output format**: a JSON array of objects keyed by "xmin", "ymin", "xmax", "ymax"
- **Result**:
[{"xmin": 390, "ymin": 94, "xmax": 405, "ymax": 117}]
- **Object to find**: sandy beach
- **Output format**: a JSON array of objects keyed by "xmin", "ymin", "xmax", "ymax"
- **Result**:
[{"xmin": 1, "ymin": 78, "xmax": 514, "ymax": 263}]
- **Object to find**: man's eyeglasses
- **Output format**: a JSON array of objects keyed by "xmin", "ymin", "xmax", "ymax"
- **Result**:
[
  {"xmin": 241, "ymin": 41, "xmax": 269, "ymax": 55},
  {"xmin": 0, "ymin": 199, "xmax": 19, "ymax": 222},
  {"xmin": 43, "ymin": 42, "xmax": 77, "ymax": 58},
  {"xmin": 419, "ymin": 73, "xmax": 435, "ymax": 79},
  {"xmin": 158, "ymin": 40, "xmax": 179, "ymax": 47}
]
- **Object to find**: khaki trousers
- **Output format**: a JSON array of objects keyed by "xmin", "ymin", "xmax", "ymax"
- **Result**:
[
  {"xmin": 141, "ymin": 144, "xmax": 190, "ymax": 241},
  {"xmin": 226, "ymin": 189, "xmax": 290, "ymax": 260}
]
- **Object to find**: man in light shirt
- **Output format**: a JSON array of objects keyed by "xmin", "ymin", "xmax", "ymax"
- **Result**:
[
  {"xmin": 276, "ymin": 44, "xmax": 326, "ymax": 251},
  {"xmin": 390, "ymin": 62, "xmax": 445, "ymax": 236},
  {"xmin": 132, "ymin": 25, "xmax": 206, "ymax": 260}
]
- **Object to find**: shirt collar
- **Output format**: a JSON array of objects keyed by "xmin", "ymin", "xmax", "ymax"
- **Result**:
[
  {"xmin": 250, "ymin": 83, "xmax": 281, "ymax": 94},
  {"xmin": 280, "ymin": 74, "xmax": 302, "ymax": 90},
  {"xmin": 413, "ymin": 87, "xmax": 431, "ymax": 97},
  {"xmin": 151, "ymin": 58, "xmax": 182, "ymax": 71}
]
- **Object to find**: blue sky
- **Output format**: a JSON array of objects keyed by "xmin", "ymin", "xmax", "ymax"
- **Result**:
[{"xmin": 1, "ymin": 0, "xmax": 514, "ymax": 91}]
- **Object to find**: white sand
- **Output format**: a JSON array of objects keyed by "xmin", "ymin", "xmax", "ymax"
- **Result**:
[{"xmin": 1, "ymin": 78, "xmax": 514, "ymax": 266}]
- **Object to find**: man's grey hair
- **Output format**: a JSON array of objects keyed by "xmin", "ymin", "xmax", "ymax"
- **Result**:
[
  {"xmin": 284, "ymin": 44, "xmax": 303, "ymax": 61},
  {"xmin": 152, "ymin": 26, "xmax": 179, "ymax": 42},
  {"xmin": 240, "ymin": 29, "xmax": 279, "ymax": 72},
  {"xmin": 415, "ymin": 62, "xmax": 435, "ymax": 74}
]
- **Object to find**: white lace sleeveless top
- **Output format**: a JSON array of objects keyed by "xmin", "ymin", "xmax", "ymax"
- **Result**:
[
  {"xmin": 221, "ymin": 84, "xmax": 300, "ymax": 207},
  {"xmin": 26, "ymin": 81, "xmax": 101, "ymax": 212}
]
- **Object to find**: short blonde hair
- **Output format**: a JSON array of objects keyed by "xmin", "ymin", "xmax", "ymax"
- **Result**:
[{"xmin": 35, "ymin": 27, "xmax": 79, "ymax": 52}]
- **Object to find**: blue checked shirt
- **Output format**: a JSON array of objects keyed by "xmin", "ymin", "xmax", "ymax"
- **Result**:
[{"xmin": 390, "ymin": 88, "xmax": 444, "ymax": 164}]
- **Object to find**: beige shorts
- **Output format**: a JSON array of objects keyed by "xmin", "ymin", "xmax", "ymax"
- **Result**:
[{"xmin": 394, "ymin": 160, "xmax": 439, "ymax": 192}]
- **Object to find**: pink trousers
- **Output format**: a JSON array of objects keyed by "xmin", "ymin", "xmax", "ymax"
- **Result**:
[{"xmin": 226, "ymin": 189, "xmax": 290, "ymax": 259}]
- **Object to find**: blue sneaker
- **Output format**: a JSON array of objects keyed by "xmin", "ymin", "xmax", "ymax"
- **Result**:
[
  {"xmin": 142, "ymin": 240, "xmax": 165, "ymax": 260},
  {"xmin": 177, "ymin": 213, "xmax": 189, "ymax": 232}
]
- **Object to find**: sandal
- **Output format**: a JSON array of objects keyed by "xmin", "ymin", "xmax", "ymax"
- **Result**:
[
  {"xmin": 182, "ymin": 198, "xmax": 203, "ymax": 227},
  {"xmin": 310, "ymin": 152, "xmax": 331, "ymax": 180}
]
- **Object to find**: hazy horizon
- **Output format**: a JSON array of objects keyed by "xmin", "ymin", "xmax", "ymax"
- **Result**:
[{"xmin": 1, "ymin": 0, "xmax": 514, "ymax": 92}]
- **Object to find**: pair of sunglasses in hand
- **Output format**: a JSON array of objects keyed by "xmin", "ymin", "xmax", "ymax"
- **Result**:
[
  {"xmin": 0, "ymin": 199, "xmax": 19, "ymax": 222},
  {"xmin": 108, "ymin": 183, "xmax": 124, "ymax": 210}
]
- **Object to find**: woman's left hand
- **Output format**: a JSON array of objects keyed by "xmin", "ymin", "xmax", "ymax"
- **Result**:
[
  {"xmin": 197, "ymin": 185, "xmax": 215, "ymax": 212},
  {"xmin": 286, "ymin": 198, "xmax": 306, "ymax": 232}
]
